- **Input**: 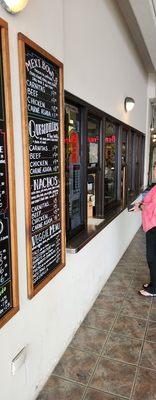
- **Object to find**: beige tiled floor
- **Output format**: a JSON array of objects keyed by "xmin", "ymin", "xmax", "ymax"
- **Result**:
[{"xmin": 37, "ymin": 229, "xmax": 156, "ymax": 400}]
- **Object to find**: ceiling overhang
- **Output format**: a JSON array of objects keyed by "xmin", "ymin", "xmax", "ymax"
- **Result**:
[{"xmin": 116, "ymin": 0, "xmax": 156, "ymax": 73}]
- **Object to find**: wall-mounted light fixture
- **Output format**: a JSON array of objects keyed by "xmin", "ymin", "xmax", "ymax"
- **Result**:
[
  {"xmin": 150, "ymin": 106, "xmax": 155, "ymax": 133},
  {"xmin": 0, "ymin": 0, "xmax": 28, "ymax": 14},
  {"xmin": 124, "ymin": 97, "xmax": 135, "ymax": 112},
  {"xmin": 150, "ymin": 118, "xmax": 155, "ymax": 132}
]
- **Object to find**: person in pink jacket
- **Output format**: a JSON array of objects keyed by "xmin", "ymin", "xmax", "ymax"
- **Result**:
[{"xmin": 133, "ymin": 161, "xmax": 156, "ymax": 297}]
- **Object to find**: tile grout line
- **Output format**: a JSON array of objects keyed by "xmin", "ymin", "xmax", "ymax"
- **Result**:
[
  {"xmin": 97, "ymin": 259, "xmax": 154, "ymax": 399},
  {"xmin": 51, "ymin": 372, "xmax": 87, "ymax": 386},
  {"xmin": 83, "ymin": 269, "xmax": 136, "ymax": 336},
  {"xmin": 80, "ymin": 274, "xmax": 134, "ymax": 400},
  {"xmin": 81, "ymin": 315, "xmax": 121, "ymax": 399},
  {"xmin": 98, "ymin": 271, "xmax": 136, "ymax": 349},
  {"xmin": 129, "ymin": 296, "xmax": 153, "ymax": 399},
  {"xmin": 100, "ymin": 269, "xmax": 147, "ymax": 400},
  {"xmin": 77, "ymin": 256, "xmax": 149, "ymax": 398},
  {"xmin": 81, "ymin": 275, "xmax": 137, "ymax": 400},
  {"xmin": 70, "ymin": 269, "xmax": 149, "ymax": 356},
  {"xmin": 129, "ymin": 253, "xmax": 152, "ymax": 399},
  {"xmin": 80, "ymin": 355, "xmax": 103, "ymax": 400},
  {"xmin": 100, "ymin": 347, "xmax": 143, "ymax": 368},
  {"xmin": 85, "ymin": 251, "xmax": 152, "ymax": 400}
]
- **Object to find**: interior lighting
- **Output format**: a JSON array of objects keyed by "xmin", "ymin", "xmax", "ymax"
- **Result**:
[
  {"xmin": 152, "ymin": 134, "xmax": 156, "ymax": 143},
  {"xmin": 124, "ymin": 97, "xmax": 135, "ymax": 112},
  {"xmin": 0, "ymin": 0, "xmax": 28, "ymax": 14},
  {"xmin": 150, "ymin": 107, "xmax": 155, "ymax": 132}
]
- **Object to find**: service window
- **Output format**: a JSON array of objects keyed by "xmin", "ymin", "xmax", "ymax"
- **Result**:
[
  {"xmin": 131, "ymin": 133, "xmax": 143, "ymax": 195},
  {"xmin": 87, "ymin": 116, "xmax": 103, "ymax": 222},
  {"xmin": 104, "ymin": 120, "xmax": 118, "ymax": 208},
  {"xmin": 127, "ymin": 131, "xmax": 136, "ymax": 202},
  {"xmin": 150, "ymin": 142, "xmax": 156, "ymax": 184},
  {"xmin": 137, "ymin": 133, "xmax": 145, "ymax": 191},
  {"xmin": 135, "ymin": 134, "xmax": 141, "ymax": 193},
  {"xmin": 88, "ymin": 117, "xmax": 100, "ymax": 168},
  {"xmin": 140, "ymin": 135, "xmax": 145, "ymax": 187},
  {"xmin": 121, "ymin": 129, "xmax": 128, "ymax": 203},
  {"xmin": 65, "ymin": 103, "xmax": 84, "ymax": 238}
]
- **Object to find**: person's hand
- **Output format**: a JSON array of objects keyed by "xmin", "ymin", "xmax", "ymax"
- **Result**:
[
  {"xmin": 131, "ymin": 202, "xmax": 142, "ymax": 212},
  {"xmin": 134, "ymin": 202, "xmax": 145, "ymax": 211},
  {"xmin": 139, "ymin": 203, "xmax": 146, "ymax": 211},
  {"xmin": 133, "ymin": 203, "xmax": 140, "ymax": 212}
]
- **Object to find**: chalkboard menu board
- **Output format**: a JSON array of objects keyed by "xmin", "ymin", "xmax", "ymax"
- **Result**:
[
  {"xmin": 18, "ymin": 34, "xmax": 65, "ymax": 298},
  {"xmin": 0, "ymin": 19, "xmax": 19, "ymax": 328}
]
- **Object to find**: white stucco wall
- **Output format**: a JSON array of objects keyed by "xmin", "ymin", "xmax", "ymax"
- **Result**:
[
  {"xmin": 144, "ymin": 73, "xmax": 156, "ymax": 187},
  {"xmin": 64, "ymin": 0, "xmax": 148, "ymax": 132},
  {"xmin": 0, "ymin": 1, "xmax": 148, "ymax": 400}
]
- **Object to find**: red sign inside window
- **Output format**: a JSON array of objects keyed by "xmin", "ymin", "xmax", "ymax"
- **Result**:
[
  {"xmin": 65, "ymin": 130, "xmax": 79, "ymax": 164},
  {"xmin": 65, "ymin": 131, "xmax": 78, "ymax": 144},
  {"xmin": 88, "ymin": 137, "xmax": 99, "ymax": 143},
  {"xmin": 105, "ymin": 135, "xmax": 116, "ymax": 143}
]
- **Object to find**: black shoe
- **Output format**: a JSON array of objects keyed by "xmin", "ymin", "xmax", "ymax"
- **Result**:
[{"xmin": 143, "ymin": 282, "xmax": 151, "ymax": 289}]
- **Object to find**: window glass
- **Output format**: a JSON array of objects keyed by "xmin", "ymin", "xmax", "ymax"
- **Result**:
[
  {"xmin": 121, "ymin": 129, "xmax": 128, "ymax": 204},
  {"xmin": 138, "ymin": 134, "xmax": 145, "ymax": 190},
  {"xmin": 104, "ymin": 120, "xmax": 117, "ymax": 206},
  {"xmin": 135, "ymin": 134, "xmax": 139, "ymax": 192},
  {"xmin": 127, "ymin": 131, "xmax": 139, "ymax": 202},
  {"xmin": 87, "ymin": 117, "xmax": 103, "ymax": 224},
  {"xmin": 141, "ymin": 135, "xmax": 145, "ymax": 186},
  {"xmin": 151, "ymin": 145, "xmax": 156, "ymax": 183},
  {"xmin": 121, "ymin": 132, "xmax": 127, "ymax": 167},
  {"xmin": 133, "ymin": 134, "xmax": 141, "ymax": 193},
  {"xmin": 65, "ymin": 103, "xmax": 84, "ymax": 237},
  {"xmin": 87, "ymin": 173, "xmax": 96, "ymax": 218},
  {"xmin": 88, "ymin": 118, "xmax": 100, "ymax": 167},
  {"xmin": 128, "ymin": 132, "xmax": 135, "ymax": 201}
]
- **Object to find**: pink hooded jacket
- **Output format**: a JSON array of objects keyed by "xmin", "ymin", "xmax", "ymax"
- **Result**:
[{"xmin": 142, "ymin": 185, "xmax": 156, "ymax": 232}]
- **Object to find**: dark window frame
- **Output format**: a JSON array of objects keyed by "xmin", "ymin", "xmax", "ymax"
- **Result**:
[
  {"xmin": 119, "ymin": 125, "xmax": 129, "ymax": 208},
  {"xmin": 65, "ymin": 91, "xmax": 145, "ymax": 251},
  {"xmin": 64, "ymin": 99, "xmax": 86, "ymax": 239},
  {"xmin": 104, "ymin": 117, "xmax": 120, "ymax": 213},
  {"xmin": 87, "ymin": 112, "xmax": 103, "ymax": 218}
]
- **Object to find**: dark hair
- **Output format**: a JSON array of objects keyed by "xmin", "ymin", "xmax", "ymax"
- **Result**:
[{"xmin": 153, "ymin": 161, "xmax": 156, "ymax": 167}]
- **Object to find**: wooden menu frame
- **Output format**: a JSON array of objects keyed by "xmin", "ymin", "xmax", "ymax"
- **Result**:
[
  {"xmin": 0, "ymin": 18, "xmax": 19, "ymax": 328},
  {"xmin": 18, "ymin": 34, "xmax": 66, "ymax": 298}
]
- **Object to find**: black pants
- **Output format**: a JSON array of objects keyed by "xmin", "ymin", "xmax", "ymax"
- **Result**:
[{"xmin": 146, "ymin": 227, "xmax": 156, "ymax": 290}]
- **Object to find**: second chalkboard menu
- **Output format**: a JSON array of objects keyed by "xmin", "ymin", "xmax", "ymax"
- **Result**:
[
  {"xmin": 0, "ymin": 18, "xmax": 19, "ymax": 328},
  {"xmin": 18, "ymin": 34, "xmax": 65, "ymax": 298}
]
